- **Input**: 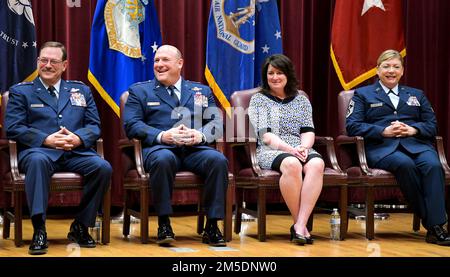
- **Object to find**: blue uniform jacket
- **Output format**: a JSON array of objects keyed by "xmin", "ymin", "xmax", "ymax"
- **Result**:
[
  {"xmin": 5, "ymin": 78, "xmax": 101, "ymax": 162},
  {"xmin": 346, "ymin": 81, "xmax": 437, "ymax": 165},
  {"xmin": 123, "ymin": 79, "xmax": 223, "ymax": 162}
]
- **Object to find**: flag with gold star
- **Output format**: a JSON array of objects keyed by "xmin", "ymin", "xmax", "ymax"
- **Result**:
[{"xmin": 330, "ymin": 0, "xmax": 406, "ymax": 90}]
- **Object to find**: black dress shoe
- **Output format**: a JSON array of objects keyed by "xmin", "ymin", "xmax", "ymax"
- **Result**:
[
  {"xmin": 290, "ymin": 225, "xmax": 307, "ymax": 245},
  {"xmin": 306, "ymin": 236, "xmax": 314, "ymax": 245},
  {"xmin": 156, "ymin": 223, "xmax": 175, "ymax": 245},
  {"xmin": 67, "ymin": 221, "xmax": 96, "ymax": 248},
  {"xmin": 426, "ymin": 225, "xmax": 450, "ymax": 246},
  {"xmin": 202, "ymin": 225, "xmax": 226, "ymax": 246},
  {"xmin": 29, "ymin": 229, "xmax": 48, "ymax": 255}
]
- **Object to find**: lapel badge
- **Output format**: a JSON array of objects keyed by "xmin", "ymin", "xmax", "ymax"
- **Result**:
[
  {"xmin": 406, "ymin": 95, "xmax": 420, "ymax": 106},
  {"xmin": 69, "ymin": 91, "xmax": 87, "ymax": 107},
  {"xmin": 194, "ymin": 91, "xmax": 203, "ymax": 106},
  {"xmin": 70, "ymin": 88, "xmax": 80, "ymax": 93}
]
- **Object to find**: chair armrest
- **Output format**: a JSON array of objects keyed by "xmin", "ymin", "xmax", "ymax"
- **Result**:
[
  {"xmin": 8, "ymin": 140, "xmax": 21, "ymax": 180},
  {"xmin": 435, "ymin": 136, "xmax": 450, "ymax": 172},
  {"xmin": 335, "ymin": 135, "xmax": 372, "ymax": 175},
  {"xmin": 315, "ymin": 136, "xmax": 344, "ymax": 174},
  {"xmin": 96, "ymin": 138, "xmax": 104, "ymax": 159},
  {"xmin": 131, "ymin": 139, "xmax": 147, "ymax": 178},
  {"xmin": 247, "ymin": 140, "xmax": 263, "ymax": 176},
  {"xmin": 227, "ymin": 138, "xmax": 262, "ymax": 177}
]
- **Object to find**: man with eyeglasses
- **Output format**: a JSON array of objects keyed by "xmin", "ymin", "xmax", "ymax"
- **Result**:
[
  {"xmin": 5, "ymin": 41, "xmax": 112, "ymax": 255},
  {"xmin": 346, "ymin": 49, "xmax": 450, "ymax": 246}
]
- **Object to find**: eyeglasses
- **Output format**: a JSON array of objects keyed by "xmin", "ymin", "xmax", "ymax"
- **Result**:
[
  {"xmin": 38, "ymin": 58, "xmax": 64, "ymax": 66},
  {"xmin": 379, "ymin": 64, "xmax": 402, "ymax": 71}
]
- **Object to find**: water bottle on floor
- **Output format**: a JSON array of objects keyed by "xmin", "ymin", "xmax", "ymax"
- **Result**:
[
  {"xmin": 89, "ymin": 216, "xmax": 101, "ymax": 243},
  {"xmin": 330, "ymin": 208, "xmax": 340, "ymax": 241}
]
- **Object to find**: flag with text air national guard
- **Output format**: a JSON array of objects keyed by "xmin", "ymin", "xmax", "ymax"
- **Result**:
[
  {"xmin": 88, "ymin": 0, "xmax": 162, "ymax": 117},
  {"xmin": 205, "ymin": 0, "xmax": 283, "ymax": 111},
  {"xmin": 0, "ymin": 0, "xmax": 37, "ymax": 92},
  {"xmin": 330, "ymin": 0, "xmax": 406, "ymax": 90}
]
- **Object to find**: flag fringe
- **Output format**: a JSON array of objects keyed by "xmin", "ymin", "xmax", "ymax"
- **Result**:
[
  {"xmin": 88, "ymin": 70, "xmax": 120, "ymax": 118},
  {"xmin": 205, "ymin": 65, "xmax": 232, "ymax": 117},
  {"xmin": 331, "ymin": 45, "xmax": 407, "ymax": 91}
]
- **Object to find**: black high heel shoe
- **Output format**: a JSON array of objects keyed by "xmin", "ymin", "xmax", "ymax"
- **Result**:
[
  {"xmin": 306, "ymin": 236, "xmax": 314, "ymax": 244},
  {"xmin": 290, "ymin": 225, "xmax": 307, "ymax": 245}
]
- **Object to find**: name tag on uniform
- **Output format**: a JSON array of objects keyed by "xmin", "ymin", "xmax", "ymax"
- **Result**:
[
  {"xmin": 406, "ymin": 96, "xmax": 420, "ymax": 106},
  {"xmin": 30, "ymin": 104, "xmax": 44, "ymax": 108},
  {"xmin": 147, "ymin": 101, "xmax": 160, "ymax": 106},
  {"xmin": 370, "ymin": 103, "xmax": 383, "ymax": 108},
  {"xmin": 70, "ymin": 92, "xmax": 87, "ymax": 107}
]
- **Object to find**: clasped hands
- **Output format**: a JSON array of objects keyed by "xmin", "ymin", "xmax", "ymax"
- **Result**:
[
  {"xmin": 43, "ymin": 127, "xmax": 82, "ymax": 151},
  {"xmin": 290, "ymin": 145, "xmax": 308, "ymax": 162},
  {"xmin": 382, "ymin": 120, "xmax": 418, "ymax": 138},
  {"xmin": 161, "ymin": 124, "xmax": 203, "ymax": 146}
]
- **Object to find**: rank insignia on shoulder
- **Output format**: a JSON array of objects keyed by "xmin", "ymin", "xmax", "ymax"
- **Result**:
[
  {"xmin": 16, "ymin": 82, "xmax": 32, "ymax": 86},
  {"xmin": 67, "ymin": 80, "xmax": 85, "ymax": 85},
  {"xmin": 135, "ymin": 80, "xmax": 151, "ymax": 85}
]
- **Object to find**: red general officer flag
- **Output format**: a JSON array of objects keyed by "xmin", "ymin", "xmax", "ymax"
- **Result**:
[{"xmin": 330, "ymin": 0, "xmax": 406, "ymax": 90}]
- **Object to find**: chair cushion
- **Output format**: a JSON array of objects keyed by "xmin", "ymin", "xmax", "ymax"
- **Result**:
[
  {"xmin": 323, "ymin": 167, "xmax": 347, "ymax": 184},
  {"xmin": 346, "ymin": 166, "xmax": 396, "ymax": 185},
  {"xmin": 174, "ymin": 171, "xmax": 204, "ymax": 185},
  {"xmin": 236, "ymin": 167, "xmax": 280, "ymax": 187},
  {"xmin": 4, "ymin": 172, "xmax": 83, "ymax": 191}
]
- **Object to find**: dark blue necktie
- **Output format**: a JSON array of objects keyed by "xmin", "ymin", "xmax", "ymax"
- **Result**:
[
  {"xmin": 168, "ymin": 85, "xmax": 179, "ymax": 106},
  {"xmin": 48, "ymin": 86, "xmax": 57, "ymax": 105}
]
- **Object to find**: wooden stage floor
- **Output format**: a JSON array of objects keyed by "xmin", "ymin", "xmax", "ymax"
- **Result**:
[{"xmin": 0, "ymin": 213, "xmax": 448, "ymax": 257}]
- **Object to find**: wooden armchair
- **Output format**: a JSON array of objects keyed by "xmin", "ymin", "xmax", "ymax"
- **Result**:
[
  {"xmin": 118, "ymin": 91, "xmax": 234, "ymax": 244},
  {"xmin": 1, "ymin": 91, "xmax": 111, "ymax": 247},
  {"xmin": 228, "ymin": 88, "xmax": 348, "ymax": 242}
]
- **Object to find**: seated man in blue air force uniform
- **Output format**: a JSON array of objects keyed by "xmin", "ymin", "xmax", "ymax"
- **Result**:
[
  {"xmin": 5, "ymin": 41, "xmax": 112, "ymax": 255},
  {"xmin": 124, "ymin": 45, "xmax": 228, "ymax": 246},
  {"xmin": 346, "ymin": 49, "xmax": 450, "ymax": 246}
]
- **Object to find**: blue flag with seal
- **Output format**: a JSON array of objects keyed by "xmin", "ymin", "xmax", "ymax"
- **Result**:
[
  {"xmin": 88, "ymin": 0, "xmax": 162, "ymax": 117},
  {"xmin": 205, "ymin": 0, "xmax": 282, "ymax": 112},
  {"xmin": 0, "ymin": 0, "xmax": 37, "ymax": 92}
]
